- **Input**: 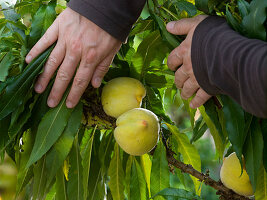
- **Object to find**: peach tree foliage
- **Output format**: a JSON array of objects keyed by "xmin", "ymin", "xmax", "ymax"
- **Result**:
[{"xmin": 0, "ymin": 0, "xmax": 266, "ymax": 199}]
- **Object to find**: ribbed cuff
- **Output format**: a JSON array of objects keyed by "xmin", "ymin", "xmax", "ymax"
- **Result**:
[
  {"xmin": 191, "ymin": 16, "xmax": 225, "ymax": 95},
  {"xmin": 68, "ymin": 0, "xmax": 131, "ymax": 42}
]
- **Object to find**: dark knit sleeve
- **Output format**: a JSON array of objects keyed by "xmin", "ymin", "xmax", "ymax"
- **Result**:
[
  {"xmin": 67, "ymin": 0, "xmax": 146, "ymax": 42},
  {"xmin": 191, "ymin": 16, "xmax": 267, "ymax": 118}
]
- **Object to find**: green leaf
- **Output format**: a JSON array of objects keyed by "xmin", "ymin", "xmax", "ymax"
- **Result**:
[
  {"xmin": 243, "ymin": 118, "xmax": 264, "ymax": 191},
  {"xmin": 199, "ymin": 106, "xmax": 225, "ymax": 158},
  {"xmin": 0, "ymin": 45, "xmax": 53, "ymax": 120},
  {"xmin": 45, "ymin": 102, "xmax": 83, "ymax": 188},
  {"xmin": 167, "ymin": 124, "xmax": 201, "ymax": 195},
  {"xmin": 146, "ymin": 86, "xmax": 172, "ymax": 123},
  {"xmin": 237, "ymin": 0, "xmax": 250, "ymax": 18},
  {"xmin": 195, "ymin": 0, "xmax": 221, "ymax": 14},
  {"xmin": 191, "ymin": 116, "xmax": 208, "ymax": 143},
  {"xmin": 82, "ymin": 127, "xmax": 95, "ymax": 200},
  {"xmin": 15, "ymin": 130, "xmax": 34, "ymax": 196},
  {"xmin": 0, "ymin": 52, "xmax": 14, "ymax": 81},
  {"xmin": 175, "ymin": 1, "xmax": 197, "ymax": 17},
  {"xmin": 108, "ymin": 143, "xmax": 125, "ymax": 200},
  {"xmin": 221, "ymin": 95, "xmax": 246, "ymax": 167},
  {"xmin": 56, "ymin": 167, "xmax": 67, "ymax": 200},
  {"xmin": 45, "ymin": 183, "xmax": 56, "ymax": 200},
  {"xmin": 255, "ymin": 165, "xmax": 267, "ymax": 200},
  {"xmin": 0, "ymin": 114, "xmax": 11, "ymax": 153},
  {"xmin": 152, "ymin": 187, "xmax": 201, "ymax": 200},
  {"xmin": 140, "ymin": 154, "xmax": 152, "ymax": 197},
  {"xmin": 67, "ymin": 136, "xmax": 84, "ymax": 200},
  {"xmin": 26, "ymin": 89, "xmax": 74, "ymax": 168},
  {"xmin": 130, "ymin": 157, "xmax": 148, "ymax": 200},
  {"xmin": 130, "ymin": 19, "xmax": 153, "ymax": 36},
  {"xmin": 151, "ymin": 14, "xmax": 180, "ymax": 48},
  {"xmin": 130, "ymin": 30, "xmax": 169, "ymax": 80},
  {"xmin": 226, "ymin": 5, "xmax": 244, "ymax": 33},
  {"xmin": 32, "ymin": 156, "xmax": 47, "ymax": 200},
  {"xmin": 262, "ymin": 119, "xmax": 267, "ymax": 171},
  {"xmin": 28, "ymin": 1, "xmax": 56, "ymax": 48},
  {"xmin": 242, "ymin": 0, "xmax": 267, "ymax": 41},
  {"xmin": 204, "ymin": 100, "xmax": 226, "ymax": 144},
  {"xmin": 150, "ymin": 140, "xmax": 170, "ymax": 199}
]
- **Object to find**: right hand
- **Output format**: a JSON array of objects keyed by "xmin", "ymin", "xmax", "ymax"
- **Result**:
[{"xmin": 26, "ymin": 7, "xmax": 122, "ymax": 108}]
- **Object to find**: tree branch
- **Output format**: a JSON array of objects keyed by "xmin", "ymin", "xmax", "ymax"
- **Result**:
[{"xmin": 163, "ymin": 143, "xmax": 250, "ymax": 200}]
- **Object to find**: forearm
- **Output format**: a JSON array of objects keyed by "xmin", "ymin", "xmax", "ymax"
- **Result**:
[
  {"xmin": 68, "ymin": 0, "xmax": 146, "ymax": 42},
  {"xmin": 192, "ymin": 16, "xmax": 267, "ymax": 118}
]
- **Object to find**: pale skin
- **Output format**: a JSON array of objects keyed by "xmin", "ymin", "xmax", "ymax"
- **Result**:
[
  {"xmin": 27, "ymin": 8, "xmax": 210, "ymax": 109},
  {"xmin": 26, "ymin": 8, "xmax": 122, "ymax": 108},
  {"xmin": 166, "ymin": 15, "xmax": 212, "ymax": 108}
]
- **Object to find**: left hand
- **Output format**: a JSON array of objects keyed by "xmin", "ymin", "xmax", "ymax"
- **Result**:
[{"xmin": 166, "ymin": 15, "xmax": 212, "ymax": 109}]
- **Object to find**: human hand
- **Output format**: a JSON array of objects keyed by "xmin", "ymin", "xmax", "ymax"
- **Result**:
[
  {"xmin": 26, "ymin": 8, "xmax": 122, "ymax": 108},
  {"xmin": 166, "ymin": 15, "xmax": 212, "ymax": 109}
]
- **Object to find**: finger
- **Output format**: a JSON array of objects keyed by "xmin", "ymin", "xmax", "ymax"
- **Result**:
[
  {"xmin": 166, "ymin": 18, "xmax": 196, "ymax": 35},
  {"xmin": 91, "ymin": 54, "xmax": 114, "ymax": 88},
  {"xmin": 174, "ymin": 65, "xmax": 189, "ymax": 89},
  {"xmin": 180, "ymin": 77, "xmax": 199, "ymax": 99},
  {"xmin": 35, "ymin": 41, "xmax": 66, "ymax": 93},
  {"xmin": 190, "ymin": 88, "xmax": 212, "ymax": 108},
  {"xmin": 167, "ymin": 43, "xmax": 186, "ymax": 71},
  {"xmin": 47, "ymin": 44, "xmax": 81, "ymax": 108},
  {"xmin": 66, "ymin": 48, "xmax": 100, "ymax": 108},
  {"xmin": 26, "ymin": 20, "xmax": 59, "ymax": 63}
]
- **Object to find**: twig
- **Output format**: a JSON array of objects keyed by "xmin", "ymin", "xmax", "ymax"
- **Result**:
[{"xmin": 162, "ymin": 141, "xmax": 250, "ymax": 200}]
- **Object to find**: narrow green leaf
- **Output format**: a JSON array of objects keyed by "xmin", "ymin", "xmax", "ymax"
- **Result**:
[
  {"xmin": 237, "ymin": 0, "xmax": 250, "ymax": 18},
  {"xmin": 82, "ymin": 127, "xmax": 95, "ymax": 200},
  {"xmin": 108, "ymin": 143, "xmax": 125, "ymax": 200},
  {"xmin": 151, "ymin": 140, "xmax": 170, "ymax": 199},
  {"xmin": 254, "ymin": 165, "xmax": 267, "ymax": 200},
  {"xmin": 56, "ymin": 166, "xmax": 68, "ymax": 200},
  {"xmin": 130, "ymin": 19, "xmax": 153, "ymax": 36},
  {"xmin": 262, "ymin": 119, "xmax": 267, "ymax": 171},
  {"xmin": 191, "ymin": 116, "xmax": 208, "ymax": 143},
  {"xmin": 0, "ymin": 52, "xmax": 13, "ymax": 81},
  {"xmin": 242, "ymin": 0, "xmax": 267, "ymax": 40},
  {"xmin": 67, "ymin": 136, "xmax": 84, "ymax": 200},
  {"xmin": 167, "ymin": 124, "xmax": 201, "ymax": 195},
  {"xmin": 175, "ymin": 1, "xmax": 197, "ymax": 17},
  {"xmin": 243, "ymin": 118, "xmax": 264, "ymax": 191},
  {"xmin": 15, "ymin": 130, "xmax": 34, "ymax": 196},
  {"xmin": 221, "ymin": 95, "xmax": 246, "ymax": 167},
  {"xmin": 0, "ymin": 45, "xmax": 53, "ymax": 120},
  {"xmin": 26, "ymin": 89, "xmax": 74, "ymax": 168},
  {"xmin": 0, "ymin": 114, "xmax": 11, "ymax": 153},
  {"xmin": 32, "ymin": 156, "xmax": 47, "ymax": 200},
  {"xmin": 199, "ymin": 106, "xmax": 225, "ymax": 158},
  {"xmin": 28, "ymin": 1, "xmax": 56, "ymax": 48},
  {"xmin": 141, "ymin": 154, "xmax": 152, "ymax": 197},
  {"xmin": 45, "ymin": 183, "xmax": 56, "ymax": 200},
  {"xmin": 130, "ymin": 30, "xmax": 169, "ymax": 80},
  {"xmin": 125, "ymin": 155, "xmax": 133, "ymax": 199},
  {"xmin": 152, "ymin": 188, "xmax": 201, "ymax": 200},
  {"xmin": 195, "ymin": 0, "xmax": 220, "ymax": 14},
  {"xmin": 226, "ymin": 5, "xmax": 244, "ymax": 33},
  {"xmin": 130, "ymin": 157, "xmax": 147, "ymax": 200},
  {"xmin": 45, "ymin": 102, "xmax": 83, "ymax": 187}
]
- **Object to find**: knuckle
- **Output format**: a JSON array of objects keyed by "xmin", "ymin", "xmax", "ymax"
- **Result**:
[
  {"xmin": 96, "ymin": 65, "xmax": 109, "ymax": 74},
  {"xmin": 73, "ymin": 77, "xmax": 88, "ymax": 89},
  {"xmin": 46, "ymin": 56, "xmax": 57, "ymax": 68},
  {"xmin": 70, "ymin": 39, "xmax": 82, "ymax": 53},
  {"xmin": 85, "ymin": 49, "xmax": 97, "ymax": 65},
  {"xmin": 57, "ymin": 70, "xmax": 71, "ymax": 82}
]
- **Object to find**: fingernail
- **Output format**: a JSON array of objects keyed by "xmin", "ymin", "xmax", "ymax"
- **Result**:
[
  {"xmin": 167, "ymin": 21, "xmax": 175, "ymax": 30},
  {"xmin": 66, "ymin": 101, "xmax": 73, "ymax": 108},
  {"xmin": 35, "ymin": 84, "xmax": 43, "ymax": 92},
  {"xmin": 26, "ymin": 55, "xmax": 32, "ymax": 63},
  {"xmin": 48, "ymin": 98, "xmax": 56, "ymax": 107},
  {"xmin": 94, "ymin": 77, "xmax": 101, "ymax": 88}
]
